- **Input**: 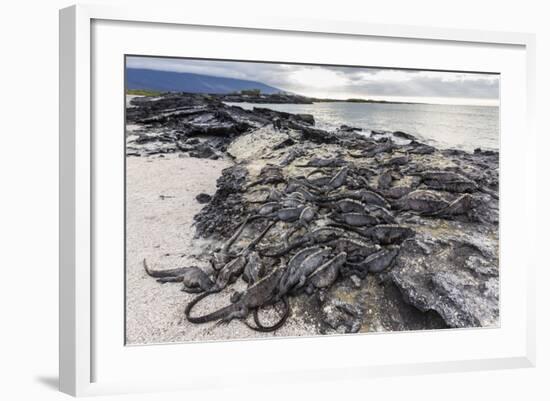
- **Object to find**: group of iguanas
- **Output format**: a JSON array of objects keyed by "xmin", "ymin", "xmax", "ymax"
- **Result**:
[{"xmin": 143, "ymin": 155, "xmax": 486, "ymax": 332}]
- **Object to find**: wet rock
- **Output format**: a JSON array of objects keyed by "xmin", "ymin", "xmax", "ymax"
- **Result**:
[
  {"xmin": 296, "ymin": 114, "xmax": 315, "ymax": 125},
  {"xmin": 410, "ymin": 145, "xmax": 435, "ymax": 155},
  {"xmin": 363, "ymin": 139, "xmax": 395, "ymax": 157},
  {"xmin": 339, "ymin": 124, "xmax": 362, "ymax": 132},
  {"xmin": 298, "ymin": 124, "xmax": 340, "ymax": 144},
  {"xmin": 474, "ymin": 148, "xmax": 498, "ymax": 156},
  {"xmin": 393, "ymin": 131, "xmax": 416, "ymax": 140}
]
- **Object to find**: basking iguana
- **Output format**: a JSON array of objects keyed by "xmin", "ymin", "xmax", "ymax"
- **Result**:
[
  {"xmin": 185, "ymin": 265, "xmax": 285, "ymax": 325},
  {"xmin": 143, "ymin": 259, "xmax": 214, "ymax": 293}
]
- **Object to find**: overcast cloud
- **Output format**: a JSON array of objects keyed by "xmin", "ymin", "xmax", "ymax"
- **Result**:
[{"xmin": 127, "ymin": 56, "xmax": 499, "ymax": 105}]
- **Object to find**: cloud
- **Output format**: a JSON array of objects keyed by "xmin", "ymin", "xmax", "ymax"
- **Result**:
[{"xmin": 126, "ymin": 56, "xmax": 499, "ymax": 103}]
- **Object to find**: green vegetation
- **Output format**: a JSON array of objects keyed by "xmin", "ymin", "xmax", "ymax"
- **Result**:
[
  {"xmin": 346, "ymin": 98, "xmax": 373, "ymax": 103},
  {"xmin": 240, "ymin": 89, "xmax": 262, "ymax": 96},
  {"xmin": 126, "ymin": 89, "xmax": 163, "ymax": 97},
  {"xmin": 315, "ymin": 97, "xmax": 388, "ymax": 103},
  {"xmin": 312, "ymin": 97, "xmax": 420, "ymax": 105}
]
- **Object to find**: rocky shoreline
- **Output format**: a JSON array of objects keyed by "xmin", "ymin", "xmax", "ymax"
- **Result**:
[{"xmin": 126, "ymin": 92, "xmax": 499, "ymax": 337}]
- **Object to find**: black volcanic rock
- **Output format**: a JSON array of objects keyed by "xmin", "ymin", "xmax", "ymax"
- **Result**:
[
  {"xmin": 196, "ymin": 193, "xmax": 212, "ymax": 204},
  {"xmin": 193, "ymin": 165, "xmax": 249, "ymax": 239},
  {"xmin": 393, "ymin": 130, "xmax": 416, "ymax": 140}
]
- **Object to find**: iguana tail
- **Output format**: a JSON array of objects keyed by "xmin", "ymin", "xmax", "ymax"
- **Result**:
[
  {"xmin": 184, "ymin": 289, "xmax": 237, "ymax": 324},
  {"xmin": 143, "ymin": 258, "xmax": 188, "ymax": 278},
  {"xmin": 246, "ymin": 297, "xmax": 290, "ymax": 333},
  {"xmin": 221, "ymin": 215, "xmax": 250, "ymax": 253}
]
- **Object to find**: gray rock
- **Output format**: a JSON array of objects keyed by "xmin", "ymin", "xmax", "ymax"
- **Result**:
[
  {"xmin": 387, "ymin": 236, "xmax": 499, "ymax": 328},
  {"xmin": 189, "ymin": 143, "xmax": 216, "ymax": 159},
  {"xmin": 392, "ymin": 131, "xmax": 416, "ymax": 140},
  {"xmin": 196, "ymin": 193, "xmax": 212, "ymax": 204},
  {"xmin": 322, "ymin": 299, "xmax": 364, "ymax": 334},
  {"xmin": 296, "ymin": 114, "xmax": 315, "ymax": 125}
]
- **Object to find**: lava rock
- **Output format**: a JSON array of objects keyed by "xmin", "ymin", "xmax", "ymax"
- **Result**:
[
  {"xmin": 322, "ymin": 299, "xmax": 364, "ymax": 334},
  {"xmin": 387, "ymin": 236, "xmax": 499, "ymax": 328},
  {"xmin": 393, "ymin": 131, "xmax": 416, "ymax": 140},
  {"xmin": 196, "ymin": 193, "xmax": 212, "ymax": 204},
  {"xmin": 189, "ymin": 143, "xmax": 216, "ymax": 159}
]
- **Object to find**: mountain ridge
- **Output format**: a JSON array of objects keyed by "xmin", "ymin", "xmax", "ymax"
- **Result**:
[{"xmin": 126, "ymin": 68, "xmax": 283, "ymax": 94}]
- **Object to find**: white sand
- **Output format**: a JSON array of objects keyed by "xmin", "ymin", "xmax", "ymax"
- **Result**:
[
  {"xmin": 125, "ymin": 95, "xmax": 140, "ymax": 108},
  {"xmin": 125, "ymin": 153, "xmax": 317, "ymax": 345}
]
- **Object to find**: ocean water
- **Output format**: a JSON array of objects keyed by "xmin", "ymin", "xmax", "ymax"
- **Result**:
[{"xmin": 226, "ymin": 102, "xmax": 499, "ymax": 152}]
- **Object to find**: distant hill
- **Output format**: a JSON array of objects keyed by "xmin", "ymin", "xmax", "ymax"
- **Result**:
[{"xmin": 126, "ymin": 68, "xmax": 283, "ymax": 94}]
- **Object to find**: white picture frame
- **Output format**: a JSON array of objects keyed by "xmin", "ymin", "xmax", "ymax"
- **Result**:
[{"xmin": 59, "ymin": 4, "xmax": 536, "ymax": 397}]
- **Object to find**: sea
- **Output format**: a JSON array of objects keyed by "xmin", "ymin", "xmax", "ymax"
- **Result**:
[{"xmin": 226, "ymin": 102, "xmax": 499, "ymax": 152}]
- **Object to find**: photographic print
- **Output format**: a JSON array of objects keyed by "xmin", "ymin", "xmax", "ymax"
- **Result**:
[{"xmin": 125, "ymin": 56, "xmax": 499, "ymax": 345}]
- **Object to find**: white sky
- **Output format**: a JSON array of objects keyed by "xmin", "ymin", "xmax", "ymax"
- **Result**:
[{"xmin": 127, "ymin": 56, "xmax": 500, "ymax": 106}]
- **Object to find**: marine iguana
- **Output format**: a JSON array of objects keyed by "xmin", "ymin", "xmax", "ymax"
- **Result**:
[
  {"xmin": 185, "ymin": 264, "xmax": 286, "ymax": 325},
  {"xmin": 212, "ymin": 220, "xmax": 276, "ymax": 291},
  {"xmin": 250, "ymin": 205, "xmax": 317, "ymax": 227},
  {"xmin": 324, "ymin": 237, "xmax": 379, "ymax": 262},
  {"xmin": 142, "ymin": 259, "xmax": 214, "ymax": 293},
  {"xmin": 395, "ymin": 189, "xmax": 449, "ymax": 213},
  {"xmin": 307, "ymin": 252, "xmax": 347, "ymax": 289},
  {"xmin": 259, "ymin": 226, "xmax": 347, "ymax": 257},
  {"xmin": 247, "ymin": 165, "xmax": 286, "ymax": 188},
  {"xmin": 248, "ymin": 258, "xmax": 291, "ymax": 332},
  {"xmin": 243, "ymin": 251, "xmax": 264, "ymax": 284},
  {"xmin": 367, "ymin": 225, "xmax": 415, "ymax": 245},
  {"xmin": 378, "ymin": 169, "xmax": 393, "ymax": 190},
  {"xmin": 279, "ymin": 247, "xmax": 332, "ymax": 293},
  {"xmin": 249, "ymin": 297, "xmax": 290, "ymax": 332},
  {"xmin": 331, "ymin": 199, "xmax": 369, "ymax": 214},
  {"xmin": 325, "ymin": 166, "xmax": 349, "ymax": 192},
  {"xmin": 428, "ymin": 193, "xmax": 480, "ymax": 221},
  {"xmin": 210, "ymin": 215, "xmax": 251, "ymax": 271},
  {"xmin": 346, "ymin": 247, "xmax": 399, "ymax": 277},
  {"xmin": 318, "ymin": 189, "xmax": 390, "ymax": 209},
  {"xmin": 329, "ymin": 211, "xmax": 379, "ymax": 227},
  {"xmin": 296, "ymin": 157, "xmax": 348, "ymax": 168},
  {"xmin": 420, "ymin": 170, "xmax": 478, "ymax": 193}
]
